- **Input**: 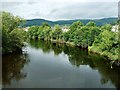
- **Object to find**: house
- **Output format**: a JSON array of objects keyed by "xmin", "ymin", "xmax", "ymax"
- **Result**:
[
  {"xmin": 22, "ymin": 27, "xmax": 30, "ymax": 32},
  {"xmin": 111, "ymin": 25, "xmax": 118, "ymax": 32},
  {"xmin": 62, "ymin": 28, "xmax": 70, "ymax": 32}
]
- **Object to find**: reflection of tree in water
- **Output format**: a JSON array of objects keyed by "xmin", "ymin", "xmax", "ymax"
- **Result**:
[
  {"xmin": 67, "ymin": 49, "xmax": 120, "ymax": 89},
  {"xmin": 29, "ymin": 40, "xmax": 120, "ymax": 89},
  {"xmin": 2, "ymin": 52, "xmax": 30, "ymax": 86},
  {"xmin": 29, "ymin": 40, "xmax": 51, "ymax": 53},
  {"xmin": 91, "ymin": 57, "xmax": 120, "ymax": 89},
  {"xmin": 63, "ymin": 46, "xmax": 91, "ymax": 67},
  {"xmin": 51, "ymin": 43, "xmax": 62, "ymax": 56},
  {"xmin": 29, "ymin": 40, "xmax": 63, "ymax": 55},
  {"xmin": 67, "ymin": 47, "xmax": 120, "ymax": 89}
]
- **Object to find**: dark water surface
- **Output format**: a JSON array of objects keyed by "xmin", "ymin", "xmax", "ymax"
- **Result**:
[{"xmin": 2, "ymin": 40, "xmax": 120, "ymax": 88}]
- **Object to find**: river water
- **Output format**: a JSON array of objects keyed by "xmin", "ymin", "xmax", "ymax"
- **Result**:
[{"xmin": 2, "ymin": 40, "xmax": 120, "ymax": 88}]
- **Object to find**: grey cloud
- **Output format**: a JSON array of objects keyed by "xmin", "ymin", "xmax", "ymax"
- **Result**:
[
  {"xmin": 31, "ymin": 12, "xmax": 42, "ymax": 17},
  {"xmin": 2, "ymin": 2, "xmax": 23, "ymax": 8},
  {"xmin": 49, "ymin": 2, "xmax": 117, "ymax": 20},
  {"xmin": 1, "ymin": 1, "xmax": 118, "ymax": 20},
  {"xmin": 27, "ymin": 2, "xmax": 38, "ymax": 5}
]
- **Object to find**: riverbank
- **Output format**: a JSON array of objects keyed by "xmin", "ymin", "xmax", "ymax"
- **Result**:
[
  {"xmin": 27, "ymin": 21, "xmax": 119, "ymax": 63},
  {"xmin": 55, "ymin": 39, "xmax": 120, "ymax": 67},
  {"xmin": 88, "ymin": 46, "xmax": 118, "ymax": 60},
  {"xmin": 36, "ymin": 39, "xmax": 119, "ymax": 62}
]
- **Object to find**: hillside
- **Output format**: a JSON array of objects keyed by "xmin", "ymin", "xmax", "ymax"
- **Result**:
[{"xmin": 22, "ymin": 17, "xmax": 118, "ymax": 27}]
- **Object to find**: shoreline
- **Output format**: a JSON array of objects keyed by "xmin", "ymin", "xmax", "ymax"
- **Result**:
[{"xmin": 35, "ymin": 39, "xmax": 119, "ymax": 62}]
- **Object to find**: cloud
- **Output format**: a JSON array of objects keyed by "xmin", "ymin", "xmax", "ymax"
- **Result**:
[
  {"xmin": 2, "ymin": 0, "xmax": 119, "ymax": 2},
  {"xmin": 48, "ymin": 2, "xmax": 118, "ymax": 20},
  {"xmin": 1, "ymin": 1, "xmax": 118, "ymax": 21}
]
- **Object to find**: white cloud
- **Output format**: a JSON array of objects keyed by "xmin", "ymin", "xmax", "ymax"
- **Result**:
[
  {"xmin": 2, "ymin": 0, "xmax": 119, "ymax": 2},
  {"xmin": 1, "ymin": 0, "xmax": 118, "ymax": 21}
]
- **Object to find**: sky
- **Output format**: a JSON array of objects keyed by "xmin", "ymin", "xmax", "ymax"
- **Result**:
[{"xmin": 1, "ymin": 0, "xmax": 119, "ymax": 21}]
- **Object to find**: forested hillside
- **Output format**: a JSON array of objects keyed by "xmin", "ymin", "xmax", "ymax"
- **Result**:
[{"xmin": 22, "ymin": 17, "xmax": 117, "ymax": 27}]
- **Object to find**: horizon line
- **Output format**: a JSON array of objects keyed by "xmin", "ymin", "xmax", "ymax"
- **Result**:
[{"xmin": 25, "ymin": 17, "xmax": 118, "ymax": 21}]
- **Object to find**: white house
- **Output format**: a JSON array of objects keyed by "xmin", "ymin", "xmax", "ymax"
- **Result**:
[
  {"xmin": 22, "ymin": 27, "xmax": 30, "ymax": 32},
  {"xmin": 111, "ymin": 25, "xmax": 119, "ymax": 32},
  {"xmin": 62, "ymin": 28, "xmax": 70, "ymax": 32}
]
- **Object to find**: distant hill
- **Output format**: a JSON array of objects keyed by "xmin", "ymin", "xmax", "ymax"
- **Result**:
[
  {"xmin": 22, "ymin": 17, "xmax": 118, "ymax": 27},
  {"xmin": 22, "ymin": 19, "xmax": 56, "ymax": 27}
]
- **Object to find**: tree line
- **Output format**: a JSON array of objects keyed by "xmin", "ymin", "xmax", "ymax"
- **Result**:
[
  {"xmin": 1, "ymin": 11, "xmax": 119, "ymax": 61},
  {"xmin": 28, "ymin": 21, "xmax": 119, "ymax": 61}
]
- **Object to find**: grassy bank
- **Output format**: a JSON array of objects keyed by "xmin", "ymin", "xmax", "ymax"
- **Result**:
[{"xmin": 88, "ymin": 46, "xmax": 118, "ymax": 61}]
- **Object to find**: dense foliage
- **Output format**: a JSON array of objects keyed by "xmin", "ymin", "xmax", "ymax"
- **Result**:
[
  {"xmin": 28, "ymin": 21, "xmax": 119, "ymax": 61},
  {"xmin": 90, "ymin": 28, "xmax": 118, "ymax": 60},
  {"xmin": 2, "ymin": 12, "xmax": 26, "ymax": 54}
]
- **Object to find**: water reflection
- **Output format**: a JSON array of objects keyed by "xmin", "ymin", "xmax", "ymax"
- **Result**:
[
  {"xmin": 2, "ymin": 40, "xmax": 120, "ymax": 88},
  {"xmin": 29, "ymin": 40, "xmax": 120, "ymax": 89},
  {"xmin": 2, "ymin": 52, "xmax": 30, "ymax": 86}
]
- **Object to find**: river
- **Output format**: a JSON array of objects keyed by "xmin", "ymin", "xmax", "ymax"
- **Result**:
[{"xmin": 2, "ymin": 40, "xmax": 120, "ymax": 88}]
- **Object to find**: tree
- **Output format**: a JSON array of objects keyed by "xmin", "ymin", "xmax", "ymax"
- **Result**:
[
  {"xmin": 62, "ymin": 32, "xmax": 69, "ymax": 42},
  {"xmin": 2, "ymin": 11, "xmax": 25, "ymax": 54},
  {"xmin": 69, "ymin": 21, "xmax": 83, "ymax": 33},
  {"xmin": 68, "ymin": 21, "xmax": 84, "ymax": 42},
  {"xmin": 86, "ymin": 21, "xmax": 96, "ymax": 27},
  {"xmin": 37, "ymin": 26, "xmax": 44, "ymax": 40},
  {"xmin": 101, "ymin": 24, "xmax": 112, "ymax": 31},
  {"xmin": 42, "ymin": 26, "xmax": 52, "ymax": 40},
  {"xmin": 28, "ymin": 26, "xmax": 39, "ymax": 39},
  {"xmin": 42, "ymin": 22, "xmax": 50, "ymax": 28},
  {"xmin": 2, "ymin": 11, "xmax": 23, "ymax": 33},
  {"xmin": 51, "ymin": 24, "xmax": 62, "ymax": 40}
]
